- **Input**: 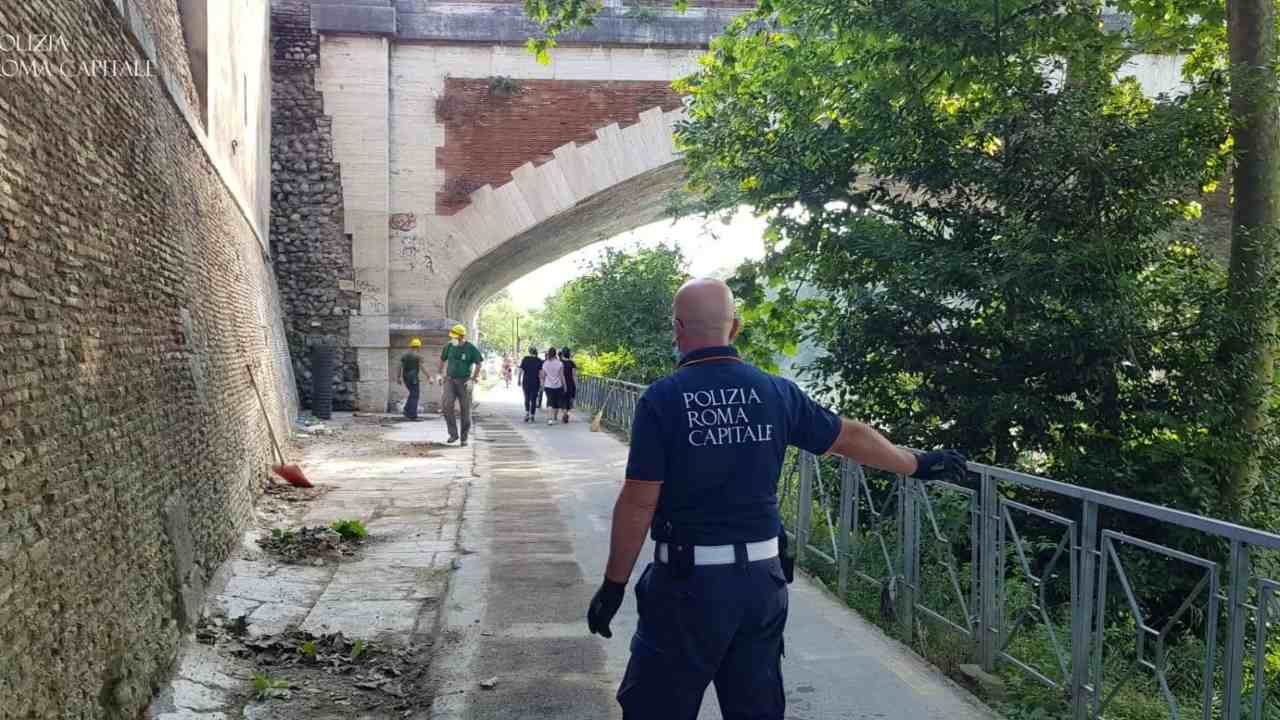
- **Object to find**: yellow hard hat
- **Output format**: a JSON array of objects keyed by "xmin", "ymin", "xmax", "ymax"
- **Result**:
[
  {"xmin": 409, "ymin": 337, "xmax": 422, "ymax": 348},
  {"xmin": 449, "ymin": 324, "xmax": 466, "ymax": 338}
]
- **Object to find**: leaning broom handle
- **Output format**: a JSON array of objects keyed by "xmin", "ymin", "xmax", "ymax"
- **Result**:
[{"xmin": 247, "ymin": 363, "xmax": 286, "ymax": 467}]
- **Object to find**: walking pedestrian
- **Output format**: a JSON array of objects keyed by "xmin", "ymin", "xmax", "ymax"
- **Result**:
[
  {"xmin": 437, "ymin": 324, "xmax": 483, "ymax": 446},
  {"xmin": 502, "ymin": 354, "xmax": 514, "ymax": 389},
  {"xmin": 540, "ymin": 347, "xmax": 555, "ymax": 413},
  {"xmin": 398, "ymin": 337, "xmax": 423, "ymax": 421},
  {"xmin": 585, "ymin": 278, "xmax": 966, "ymax": 719},
  {"xmin": 559, "ymin": 347, "xmax": 577, "ymax": 424},
  {"xmin": 518, "ymin": 346, "xmax": 543, "ymax": 423},
  {"xmin": 540, "ymin": 347, "xmax": 565, "ymax": 426}
]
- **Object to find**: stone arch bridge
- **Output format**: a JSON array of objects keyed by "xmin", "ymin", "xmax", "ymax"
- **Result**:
[
  {"xmin": 270, "ymin": 0, "xmax": 1189, "ymax": 413},
  {"xmin": 271, "ymin": 0, "xmax": 744, "ymax": 412}
]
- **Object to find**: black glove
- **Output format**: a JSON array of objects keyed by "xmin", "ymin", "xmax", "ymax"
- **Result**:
[
  {"xmin": 587, "ymin": 578, "xmax": 627, "ymax": 639},
  {"xmin": 910, "ymin": 449, "xmax": 967, "ymax": 481}
]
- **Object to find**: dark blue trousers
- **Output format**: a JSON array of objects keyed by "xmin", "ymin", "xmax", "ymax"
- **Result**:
[
  {"xmin": 618, "ymin": 554, "xmax": 788, "ymax": 720},
  {"xmin": 404, "ymin": 382, "xmax": 419, "ymax": 420}
]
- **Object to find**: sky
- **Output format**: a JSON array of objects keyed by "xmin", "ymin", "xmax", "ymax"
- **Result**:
[{"xmin": 506, "ymin": 208, "xmax": 770, "ymax": 308}]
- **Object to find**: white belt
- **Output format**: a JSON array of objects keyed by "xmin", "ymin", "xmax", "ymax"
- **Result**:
[{"xmin": 655, "ymin": 537, "xmax": 778, "ymax": 566}]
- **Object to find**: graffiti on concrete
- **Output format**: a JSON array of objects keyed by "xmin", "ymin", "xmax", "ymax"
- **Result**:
[
  {"xmin": 389, "ymin": 212, "xmax": 435, "ymax": 274},
  {"xmin": 355, "ymin": 278, "xmax": 387, "ymax": 314},
  {"xmin": 398, "ymin": 233, "xmax": 434, "ymax": 274},
  {"xmin": 389, "ymin": 212, "xmax": 417, "ymax": 231},
  {"xmin": 397, "ymin": 234, "xmax": 434, "ymax": 274}
]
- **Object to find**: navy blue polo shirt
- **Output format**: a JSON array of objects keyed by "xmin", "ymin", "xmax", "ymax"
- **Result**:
[{"xmin": 624, "ymin": 345, "xmax": 843, "ymax": 545}]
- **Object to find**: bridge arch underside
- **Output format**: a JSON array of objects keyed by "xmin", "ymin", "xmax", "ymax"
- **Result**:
[{"xmin": 446, "ymin": 161, "xmax": 685, "ymax": 327}]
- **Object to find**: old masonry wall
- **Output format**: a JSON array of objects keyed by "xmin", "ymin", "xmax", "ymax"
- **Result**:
[
  {"xmin": 270, "ymin": 0, "xmax": 358, "ymax": 411},
  {"xmin": 0, "ymin": 1, "xmax": 296, "ymax": 717}
]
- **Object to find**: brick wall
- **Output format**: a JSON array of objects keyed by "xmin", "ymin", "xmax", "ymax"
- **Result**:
[
  {"xmin": 0, "ymin": 1, "xmax": 294, "ymax": 717},
  {"xmin": 270, "ymin": 0, "xmax": 358, "ymax": 410},
  {"xmin": 132, "ymin": 0, "xmax": 203, "ymax": 119},
  {"xmin": 435, "ymin": 78, "xmax": 683, "ymax": 214}
]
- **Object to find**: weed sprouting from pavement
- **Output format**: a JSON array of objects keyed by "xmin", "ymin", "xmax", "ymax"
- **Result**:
[
  {"xmin": 253, "ymin": 673, "xmax": 290, "ymax": 699},
  {"xmin": 331, "ymin": 518, "xmax": 368, "ymax": 540}
]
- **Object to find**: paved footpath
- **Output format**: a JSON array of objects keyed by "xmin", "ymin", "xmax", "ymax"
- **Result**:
[
  {"xmin": 429, "ymin": 388, "xmax": 998, "ymax": 720},
  {"xmin": 148, "ymin": 415, "xmax": 472, "ymax": 719}
]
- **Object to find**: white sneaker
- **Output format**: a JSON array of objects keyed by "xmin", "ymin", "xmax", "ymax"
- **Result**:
[{"xmin": 547, "ymin": 418, "xmax": 554, "ymax": 425}]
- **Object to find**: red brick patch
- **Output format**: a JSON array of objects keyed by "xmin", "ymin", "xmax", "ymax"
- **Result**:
[{"xmin": 435, "ymin": 79, "xmax": 683, "ymax": 214}]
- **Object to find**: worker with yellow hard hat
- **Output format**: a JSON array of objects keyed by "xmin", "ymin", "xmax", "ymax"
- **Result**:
[
  {"xmin": 438, "ymin": 324, "xmax": 483, "ymax": 446},
  {"xmin": 398, "ymin": 337, "xmax": 425, "ymax": 420}
]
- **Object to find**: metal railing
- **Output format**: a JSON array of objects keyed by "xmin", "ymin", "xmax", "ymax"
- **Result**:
[
  {"xmin": 577, "ymin": 375, "xmax": 647, "ymax": 434},
  {"xmin": 577, "ymin": 374, "xmax": 1280, "ymax": 720}
]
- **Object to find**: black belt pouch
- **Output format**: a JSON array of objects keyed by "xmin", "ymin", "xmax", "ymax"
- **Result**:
[
  {"xmin": 779, "ymin": 530, "xmax": 795, "ymax": 584},
  {"xmin": 660, "ymin": 520, "xmax": 695, "ymax": 579}
]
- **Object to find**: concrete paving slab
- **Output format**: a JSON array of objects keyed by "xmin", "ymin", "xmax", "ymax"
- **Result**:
[
  {"xmin": 246, "ymin": 601, "xmax": 311, "ymax": 636},
  {"xmin": 174, "ymin": 644, "xmax": 249, "ymax": 691},
  {"xmin": 300, "ymin": 598, "xmax": 423, "ymax": 639},
  {"xmin": 227, "ymin": 560, "xmax": 333, "ymax": 585},
  {"xmin": 367, "ymin": 539, "xmax": 459, "ymax": 555},
  {"xmin": 169, "ymin": 679, "xmax": 228, "ymax": 711},
  {"xmin": 221, "ymin": 576, "xmax": 327, "ymax": 606},
  {"xmin": 315, "ymin": 574, "xmax": 439, "ymax": 602},
  {"xmin": 207, "ymin": 594, "xmax": 262, "ymax": 619}
]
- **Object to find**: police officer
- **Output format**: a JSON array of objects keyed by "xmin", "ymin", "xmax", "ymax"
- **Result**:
[{"xmin": 586, "ymin": 278, "xmax": 965, "ymax": 719}]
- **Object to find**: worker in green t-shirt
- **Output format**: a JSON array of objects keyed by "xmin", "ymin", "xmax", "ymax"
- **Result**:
[
  {"xmin": 438, "ymin": 323, "xmax": 483, "ymax": 446},
  {"xmin": 399, "ymin": 337, "xmax": 424, "ymax": 420}
]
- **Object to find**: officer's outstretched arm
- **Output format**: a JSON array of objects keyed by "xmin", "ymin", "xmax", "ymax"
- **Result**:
[
  {"xmin": 827, "ymin": 420, "xmax": 918, "ymax": 475},
  {"xmin": 605, "ymin": 479, "xmax": 663, "ymax": 584}
]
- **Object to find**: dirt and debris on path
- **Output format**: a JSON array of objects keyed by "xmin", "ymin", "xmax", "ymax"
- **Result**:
[
  {"xmin": 258, "ymin": 525, "xmax": 366, "ymax": 564},
  {"xmin": 148, "ymin": 410, "xmax": 474, "ymax": 720},
  {"xmin": 188, "ymin": 616, "xmax": 435, "ymax": 716}
]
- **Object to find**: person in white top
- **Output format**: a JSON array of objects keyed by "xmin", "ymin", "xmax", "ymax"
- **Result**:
[{"xmin": 540, "ymin": 348, "xmax": 565, "ymax": 426}]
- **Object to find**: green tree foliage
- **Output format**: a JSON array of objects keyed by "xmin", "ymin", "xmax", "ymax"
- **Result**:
[
  {"xmin": 522, "ymin": 0, "xmax": 602, "ymax": 62},
  {"xmin": 1118, "ymin": 0, "xmax": 1280, "ymax": 519},
  {"xmin": 677, "ymin": 0, "xmax": 1238, "ymax": 514},
  {"xmin": 537, "ymin": 245, "xmax": 690, "ymax": 383},
  {"xmin": 477, "ymin": 290, "xmax": 542, "ymax": 357},
  {"xmin": 522, "ymin": 0, "xmax": 690, "ymax": 61}
]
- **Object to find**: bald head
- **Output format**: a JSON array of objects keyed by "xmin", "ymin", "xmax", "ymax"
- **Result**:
[{"xmin": 673, "ymin": 278, "xmax": 740, "ymax": 352}]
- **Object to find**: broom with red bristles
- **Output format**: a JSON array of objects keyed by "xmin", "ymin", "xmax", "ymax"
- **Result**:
[{"xmin": 247, "ymin": 363, "xmax": 313, "ymax": 488}]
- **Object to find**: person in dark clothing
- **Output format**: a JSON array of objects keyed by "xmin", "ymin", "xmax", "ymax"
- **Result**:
[
  {"xmin": 560, "ymin": 347, "xmax": 577, "ymax": 423},
  {"xmin": 518, "ymin": 346, "xmax": 544, "ymax": 423},
  {"xmin": 399, "ymin": 337, "xmax": 423, "ymax": 420},
  {"xmin": 585, "ymin": 279, "xmax": 968, "ymax": 720}
]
